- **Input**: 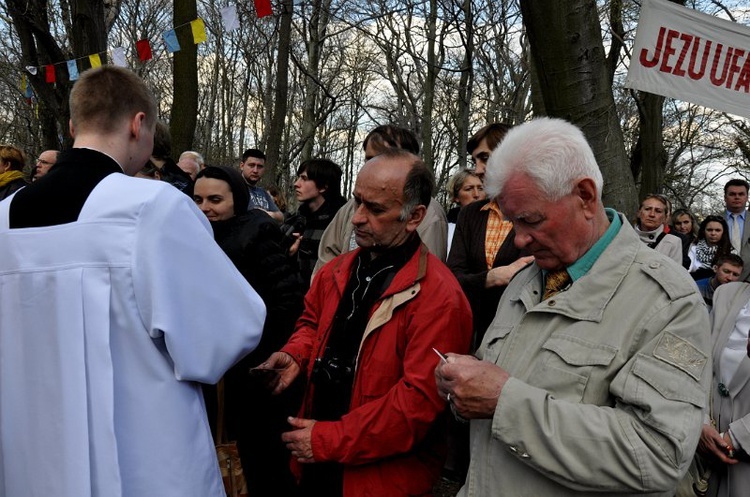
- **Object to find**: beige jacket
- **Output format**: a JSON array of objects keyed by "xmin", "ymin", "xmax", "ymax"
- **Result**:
[
  {"xmin": 313, "ymin": 197, "xmax": 447, "ymax": 278},
  {"xmin": 460, "ymin": 213, "xmax": 712, "ymax": 497},
  {"xmin": 707, "ymin": 282, "xmax": 750, "ymax": 497}
]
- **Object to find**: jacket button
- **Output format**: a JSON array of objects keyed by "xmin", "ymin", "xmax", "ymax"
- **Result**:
[
  {"xmin": 508, "ymin": 446, "xmax": 518, "ymax": 453},
  {"xmin": 548, "ymin": 300, "xmax": 556, "ymax": 306},
  {"xmin": 519, "ymin": 452, "xmax": 530, "ymax": 459},
  {"xmin": 649, "ymin": 261, "xmax": 660, "ymax": 269}
]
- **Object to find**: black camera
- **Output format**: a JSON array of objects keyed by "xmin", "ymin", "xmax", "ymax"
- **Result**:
[
  {"xmin": 279, "ymin": 214, "xmax": 306, "ymax": 253},
  {"xmin": 311, "ymin": 356, "xmax": 353, "ymax": 385}
]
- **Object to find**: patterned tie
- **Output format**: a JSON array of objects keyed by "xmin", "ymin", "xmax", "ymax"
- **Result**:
[
  {"xmin": 544, "ymin": 270, "xmax": 571, "ymax": 300},
  {"xmin": 731, "ymin": 214, "xmax": 742, "ymax": 252}
]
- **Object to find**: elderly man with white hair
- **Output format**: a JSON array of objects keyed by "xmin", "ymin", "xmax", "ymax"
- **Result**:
[{"xmin": 435, "ymin": 118, "xmax": 711, "ymax": 496}]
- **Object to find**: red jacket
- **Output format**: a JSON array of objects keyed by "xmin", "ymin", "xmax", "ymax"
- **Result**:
[{"xmin": 281, "ymin": 243, "xmax": 473, "ymax": 496}]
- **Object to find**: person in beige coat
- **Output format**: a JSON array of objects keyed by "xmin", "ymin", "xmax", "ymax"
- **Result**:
[
  {"xmin": 699, "ymin": 281, "xmax": 750, "ymax": 497},
  {"xmin": 435, "ymin": 118, "xmax": 711, "ymax": 496},
  {"xmin": 313, "ymin": 125, "xmax": 447, "ymax": 278}
]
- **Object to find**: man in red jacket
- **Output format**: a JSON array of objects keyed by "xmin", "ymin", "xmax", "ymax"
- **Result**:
[{"xmin": 261, "ymin": 149, "xmax": 472, "ymax": 497}]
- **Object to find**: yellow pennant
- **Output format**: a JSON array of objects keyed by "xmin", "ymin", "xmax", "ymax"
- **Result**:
[
  {"xmin": 191, "ymin": 18, "xmax": 207, "ymax": 44},
  {"xmin": 89, "ymin": 54, "xmax": 102, "ymax": 68}
]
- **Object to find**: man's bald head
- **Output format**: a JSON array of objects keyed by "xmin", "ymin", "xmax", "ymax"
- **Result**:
[{"xmin": 352, "ymin": 150, "xmax": 432, "ymax": 254}]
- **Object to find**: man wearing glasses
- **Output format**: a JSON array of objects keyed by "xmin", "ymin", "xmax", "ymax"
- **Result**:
[{"xmin": 33, "ymin": 150, "xmax": 59, "ymax": 180}]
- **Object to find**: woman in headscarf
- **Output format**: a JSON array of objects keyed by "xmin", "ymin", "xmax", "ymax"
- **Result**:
[{"xmin": 193, "ymin": 165, "xmax": 304, "ymax": 497}]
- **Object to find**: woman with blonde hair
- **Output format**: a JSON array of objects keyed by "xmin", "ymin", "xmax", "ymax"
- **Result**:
[
  {"xmin": 0, "ymin": 145, "xmax": 28, "ymax": 201},
  {"xmin": 446, "ymin": 169, "xmax": 485, "ymax": 253},
  {"xmin": 633, "ymin": 193, "xmax": 683, "ymax": 264}
]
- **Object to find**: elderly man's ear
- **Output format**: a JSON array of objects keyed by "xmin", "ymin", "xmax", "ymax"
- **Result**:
[
  {"xmin": 573, "ymin": 178, "xmax": 599, "ymax": 219},
  {"xmin": 405, "ymin": 204, "xmax": 427, "ymax": 232}
]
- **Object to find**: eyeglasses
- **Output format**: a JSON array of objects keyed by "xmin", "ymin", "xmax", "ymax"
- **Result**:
[{"xmin": 36, "ymin": 158, "xmax": 54, "ymax": 166}]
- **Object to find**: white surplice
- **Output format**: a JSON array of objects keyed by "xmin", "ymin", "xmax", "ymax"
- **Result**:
[{"xmin": 0, "ymin": 173, "xmax": 266, "ymax": 497}]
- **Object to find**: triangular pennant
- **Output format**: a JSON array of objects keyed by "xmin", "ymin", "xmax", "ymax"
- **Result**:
[
  {"xmin": 26, "ymin": 66, "xmax": 38, "ymax": 75},
  {"xmin": 21, "ymin": 74, "xmax": 34, "ymax": 103},
  {"xmin": 67, "ymin": 60, "xmax": 80, "ymax": 81},
  {"xmin": 112, "ymin": 47, "xmax": 127, "ymax": 67},
  {"xmin": 136, "ymin": 39, "xmax": 153, "ymax": 61},
  {"xmin": 45, "ymin": 64, "xmax": 56, "ymax": 83},
  {"xmin": 163, "ymin": 29, "xmax": 181, "ymax": 53},
  {"xmin": 254, "ymin": 0, "xmax": 272, "ymax": 18},
  {"xmin": 190, "ymin": 19, "xmax": 207, "ymax": 44},
  {"xmin": 88, "ymin": 54, "xmax": 102, "ymax": 68},
  {"xmin": 221, "ymin": 5, "xmax": 239, "ymax": 32}
]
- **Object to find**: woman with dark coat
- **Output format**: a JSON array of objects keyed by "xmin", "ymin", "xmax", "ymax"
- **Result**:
[
  {"xmin": 689, "ymin": 215, "xmax": 735, "ymax": 281},
  {"xmin": 194, "ymin": 165, "xmax": 304, "ymax": 497},
  {"xmin": 447, "ymin": 200, "xmax": 533, "ymax": 350}
]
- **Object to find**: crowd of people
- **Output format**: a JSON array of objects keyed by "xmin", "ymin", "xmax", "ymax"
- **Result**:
[{"xmin": 1, "ymin": 66, "xmax": 750, "ymax": 497}]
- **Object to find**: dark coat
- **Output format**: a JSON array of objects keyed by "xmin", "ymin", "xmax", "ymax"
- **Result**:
[
  {"xmin": 296, "ymin": 195, "xmax": 346, "ymax": 290},
  {"xmin": 208, "ymin": 211, "xmax": 305, "ymax": 497},
  {"xmin": 447, "ymin": 199, "xmax": 523, "ymax": 350},
  {"xmin": 0, "ymin": 176, "xmax": 28, "ymax": 202}
]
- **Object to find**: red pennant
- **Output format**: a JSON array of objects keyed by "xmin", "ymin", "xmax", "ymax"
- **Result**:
[
  {"xmin": 254, "ymin": 0, "xmax": 272, "ymax": 18},
  {"xmin": 45, "ymin": 64, "xmax": 56, "ymax": 83},
  {"xmin": 136, "ymin": 39, "xmax": 153, "ymax": 61}
]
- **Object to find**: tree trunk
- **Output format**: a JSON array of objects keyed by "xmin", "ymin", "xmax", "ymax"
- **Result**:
[
  {"xmin": 632, "ymin": 0, "xmax": 683, "ymax": 203},
  {"xmin": 456, "ymin": 0, "xmax": 473, "ymax": 169},
  {"xmin": 7, "ymin": 0, "xmax": 116, "ymax": 150},
  {"xmin": 266, "ymin": 0, "xmax": 293, "ymax": 176},
  {"xmin": 519, "ymin": 0, "xmax": 637, "ymax": 215},
  {"xmin": 421, "ymin": 0, "xmax": 438, "ymax": 172},
  {"xmin": 633, "ymin": 92, "xmax": 666, "ymax": 201},
  {"xmin": 299, "ymin": 0, "xmax": 331, "ymax": 161},
  {"xmin": 170, "ymin": 0, "xmax": 198, "ymax": 157}
]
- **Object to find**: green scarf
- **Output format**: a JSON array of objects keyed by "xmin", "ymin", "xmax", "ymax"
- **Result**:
[{"xmin": 0, "ymin": 170, "xmax": 25, "ymax": 188}]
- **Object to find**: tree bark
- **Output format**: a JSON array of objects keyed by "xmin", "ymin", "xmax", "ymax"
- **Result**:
[
  {"xmin": 456, "ymin": 0, "xmax": 474, "ymax": 169},
  {"xmin": 266, "ymin": 0, "xmax": 294, "ymax": 175},
  {"xmin": 421, "ymin": 0, "xmax": 438, "ymax": 172},
  {"xmin": 170, "ymin": 0, "xmax": 199, "ymax": 156},
  {"xmin": 7, "ymin": 0, "xmax": 114, "ymax": 150},
  {"xmin": 519, "ymin": 0, "xmax": 637, "ymax": 215}
]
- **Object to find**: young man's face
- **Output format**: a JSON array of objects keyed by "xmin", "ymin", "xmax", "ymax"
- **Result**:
[
  {"xmin": 470, "ymin": 137, "xmax": 491, "ymax": 180},
  {"xmin": 725, "ymin": 185, "xmax": 748, "ymax": 214},
  {"xmin": 714, "ymin": 262, "xmax": 742, "ymax": 286},
  {"xmin": 240, "ymin": 156, "xmax": 265, "ymax": 184}
]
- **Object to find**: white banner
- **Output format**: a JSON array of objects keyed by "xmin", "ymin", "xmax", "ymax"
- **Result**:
[{"xmin": 626, "ymin": 0, "xmax": 750, "ymax": 119}]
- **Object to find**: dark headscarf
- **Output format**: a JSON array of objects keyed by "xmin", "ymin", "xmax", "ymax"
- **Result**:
[{"xmin": 196, "ymin": 165, "xmax": 250, "ymax": 216}]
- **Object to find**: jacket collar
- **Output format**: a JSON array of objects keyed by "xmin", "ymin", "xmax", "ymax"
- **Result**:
[
  {"xmin": 513, "ymin": 212, "xmax": 639, "ymax": 322},
  {"xmin": 330, "ymin": 239, "xmax": 429, "ymax": 298}
]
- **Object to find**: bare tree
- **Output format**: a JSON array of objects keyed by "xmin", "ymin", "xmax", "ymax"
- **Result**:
[
  {"xmin": 170, "ymin": 0, "xmax": 198, "ymax": 156},
  {"xmin": 520, "ymin": 0, "xmax": 637, "ymax": 214}
]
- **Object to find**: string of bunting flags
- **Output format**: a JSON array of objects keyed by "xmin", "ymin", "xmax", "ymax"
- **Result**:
[{"xmin": 20, "ymin": 0, "xmax": 272, "ymax": 90}]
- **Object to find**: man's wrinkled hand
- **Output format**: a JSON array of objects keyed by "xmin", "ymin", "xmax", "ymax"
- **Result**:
[
  {"xmin": 282, "ymin": 417, "xmax": 316, "ymax": 463},
  {"xmin": 435, "ymin": 353, "xmax": 509, "ymax": 419},
  {"xmin": 259, "ymin": 352, "xmax": 301, "ymax": 395}
]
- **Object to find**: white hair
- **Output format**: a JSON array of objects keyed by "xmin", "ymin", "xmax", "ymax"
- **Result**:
[
  {"xmin": 177, "ymin": 157, "xmax": 200, "ymax": 179},
  {"xmin": 179, "ymin": 150, "xmax": 204, "ymax": 167},
  {"xmin": 484, "ymin": 117, "xmax": 603, "ymax": 201}
]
